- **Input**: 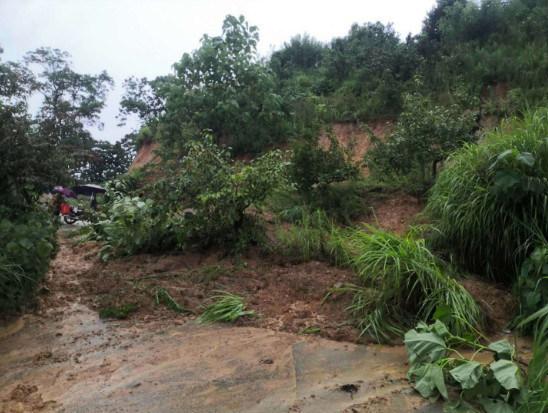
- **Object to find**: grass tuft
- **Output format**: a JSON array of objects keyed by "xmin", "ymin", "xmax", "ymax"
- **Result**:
[
  {"xmin": 99, "ymin": 303, "xmax": 138, "ymax": 319},
  {"xmin": 197, "ymin": 291, "xmax": 255, "ymax": 324},
  {"xmin": 154, "ymin": 287, "xmax": 188, "ymax": 313}
]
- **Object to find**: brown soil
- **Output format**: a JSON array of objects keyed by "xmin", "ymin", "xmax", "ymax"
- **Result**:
[
  {"xmin": 461, "ymin": 277, "xmax": 517, "ymax": 333},
  {"xmin": 43, "ymin": 236, "xmax": 360, "ymax": 343},
  {"xmin": 130, "ymin": 121, "xmax": 394, "ymax": 173},
  {"xmin": 319, "ymin": 121, "xmax": 394, "ymax": 171},
  {"xmin": 129, "ymin": 141, "xmax": 160, "ymax": 171},
  {"xmin": 363, "ymin": 192, "xmax": 424, "ymax": 234},
  {"xmin": 4, "ymin": 384, "xmax": 57, "ymax": 412}
]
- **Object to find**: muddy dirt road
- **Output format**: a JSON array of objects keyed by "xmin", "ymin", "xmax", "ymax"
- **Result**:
[{"xmin": 0, "ymin": 234, "xmax": 441, "ymax": 413}]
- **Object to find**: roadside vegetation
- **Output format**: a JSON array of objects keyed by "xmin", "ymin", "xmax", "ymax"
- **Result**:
[{"xmin": 1, "ymin": 1, "xmax": 547, "ymax": 411}]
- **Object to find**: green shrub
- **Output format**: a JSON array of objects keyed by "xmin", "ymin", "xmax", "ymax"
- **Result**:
[
  {"xmin": 404, "ymin": 313, "xmax": 548, "ymax": 412},
  {"xmin": 0, "ymin": 210, "xmax": 56, "ymax": 312},
  {"xmin": 427, "ymin": 109, "xmax": 548, "ymax": 281},
  {"xmin": 158, "ymin": 138, "xmax": 286, "ymax": 251},
  {"xmin": 289, "ymin": 136, "xmax": 359, "ymax": 194},
  {"xmin": 310, "ymin": 180, "xmax": 366, "ymax": 224},
  {"xmin": 366, "ymin": 91, "xmax": 477, "ymax": 189},
  {"xmin": 330, "ymin": 227, "xmax": 481, "ymax": 342},
  {"xmin": 88, "ymin": 139, "xmax": 286, "ymax": 258},
  {"xmin": 91, "ymin": 196, "xmax": 174, "ymax": 260}
]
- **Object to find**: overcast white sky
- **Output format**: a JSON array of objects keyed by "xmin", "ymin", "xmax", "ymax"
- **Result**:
[{"xmin": 0, "ymin": 0, "xmax": 437, "ymax": 142}]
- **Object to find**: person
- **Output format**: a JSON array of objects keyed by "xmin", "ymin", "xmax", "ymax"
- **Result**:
[
  {"xmin": 90, "ymin": 192, "xmax": 98, "ymax": 210},
  {"xmin": 51, "ymin": 192, "xmax": 64, "ymax": 217}
]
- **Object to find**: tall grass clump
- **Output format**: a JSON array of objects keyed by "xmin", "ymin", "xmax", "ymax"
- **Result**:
[
  {"xmin": 427, "ymin": 109, "xmax": 548, "ymax": 281},
  {"xmin": 275, "ymin": 209, "xmax": 333, "ymax": 262},
  {"xmin": 333, "ymin": 226, "xmax": 482, "ymax": 342}
]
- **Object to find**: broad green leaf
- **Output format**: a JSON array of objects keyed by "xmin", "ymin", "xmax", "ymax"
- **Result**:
[
  {"xmin": 431, "ymin": 319, "xmax": 450, "ymax": 339},
  {"xmin": 413, "ymin": 363, "xmax": 448, "ymax": 399},
  {"xmin": 478, "ymin": 398, "xmax": 514, "ymax": 413},
  {"xmin": 433, "ymin": 305, "xmax": 452, "ymax": 325},
  {"xmin": 449, "ymin": 360, "xmax": 483, "ymax": 389},
  {"xmin": 493, "ymin": 171, "xmax": 520, "ymax": 192},
  {"xmin": 490, "ymin": 360, "xmax": 521, "ymax": 390},
  {"xmin": 404, "ymin": 329, "xmax": 447, "ymax": 365},
  {"xmin": 487, "ymin": 340, "xmax": 515, "ymax": 360}
]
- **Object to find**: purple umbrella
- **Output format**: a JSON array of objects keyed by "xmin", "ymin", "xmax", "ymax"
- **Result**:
[{"xmin": 52, "ymin": 186, "xmax": 77, "ymax": 199}]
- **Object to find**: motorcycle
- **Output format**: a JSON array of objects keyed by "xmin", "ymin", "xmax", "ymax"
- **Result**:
[
  {"xmin": 61, "ymin": 204, "xmax": 84, "ymax": 225},
  {"xmin": 59, "ymin": 202, "xmax": 84, "ymax": 225},
  {"xmin": 52, "ymin": 184, "xmax": 105, "ymax": 225}
]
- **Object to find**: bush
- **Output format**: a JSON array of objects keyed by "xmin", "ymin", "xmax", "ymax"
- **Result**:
[
  {"xmin": 289, "ymin": 136, "xmax": 358, "ymax": 194},
  {"xmin": 160, "ymin": 139, "xmax": 286, "ymax": 251},
  {"xmin": 91, "ymin": 196, "xmax": 173, "ymax": 260},
  {"xmin": 89, "ymin": 139, "xmax": 286, "ymax": 258},
  {"xmin": 270, "ymin": 179, "xmax": 366, "ymax": 225},
  {"xmin": 427, "ymin": 109, "xmax": 548, "ymax": 281},
  {"xmin": 330, "ymin": 227, "xmax": 481, "ymax": 342},
  {"xmin": 0, "ymin": 210, "xmax": 56, "ymax": 312},
  {"xmin": 366, "ymin": 91, "xmax": 477, "ymax": 189}
]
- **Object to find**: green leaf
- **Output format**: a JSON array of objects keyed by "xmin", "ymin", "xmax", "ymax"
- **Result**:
[
  {"xmin": 18, "ymin": 238, "xmax": 33, "ymax": 250},
  {"xmin": 413, "ymin": 363, "xmax": 448, "ymax": 399},
  {"xmin": 487, "ymin": 340, "xmax": 515, "ymax": 360},
  {"xmin": 449, "ymin": 360, "xmax": 483, "ymax": 390},
  {"xmin": 36, "ymin": 240, "xmax": 53, "ymax": 259},
  {"xmin": 433, "ymin": 304, "xmax": 452, "ymax": 325},
  {"xmin": 493, "ymin": 171, "xmax": 520, "ymax": 192},
  {"xmin": 444, "ymin": 399, "xmax": 481, "ymax": 413},
  {"xmin": 404, "ymin": 329, "xmax": 447, "ymax": 365},
  {"xmin": 516, "ymin": 152, "xmax": 534, "ymax": 167},
  {"xmin": 431, "ymin": 319, "xmax": 451, "ymax": 339},
  {"xmin": 478, "ymin": 398, "xmax": 514, "ymax": 413},
  {"xmin": 490, "ymin": 360, "xmax": 521, "ymax": 391}
]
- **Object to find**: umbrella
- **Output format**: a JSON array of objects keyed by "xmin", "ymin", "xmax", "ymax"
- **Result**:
[
  {"xmin": 72, "ymin": 184, "xmax": 106, "ymax": 197},
  {"xmin": 52, "ymin": 186, "xmax": 77, "ymax": 199}
]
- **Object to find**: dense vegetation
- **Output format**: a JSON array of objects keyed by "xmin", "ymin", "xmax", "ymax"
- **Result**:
[
  {"xmin": 427, "ymin": 110, "xmax": 548, "ymax": 281},
  {"xmin": 0, "ymin": 47, "xmax": 130, "ymax": 312},
  {"xmin": 1, "ymin": 3, "xmax": 547, "ymax": 410}
]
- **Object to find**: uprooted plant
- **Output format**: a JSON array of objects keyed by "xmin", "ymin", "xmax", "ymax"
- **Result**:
[
  {"xmin": 405, "ymin": 313, "xmax": 547, "ymax": 413},
  {"xmin": 197, "ymin": 291, "xmax": 255, "ymax": 324}
]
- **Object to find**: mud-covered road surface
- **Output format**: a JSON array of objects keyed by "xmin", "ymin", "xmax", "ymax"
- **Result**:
[{"xmin": 0, "ymin": 233, "xmax": 443, "ymax": 413}]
